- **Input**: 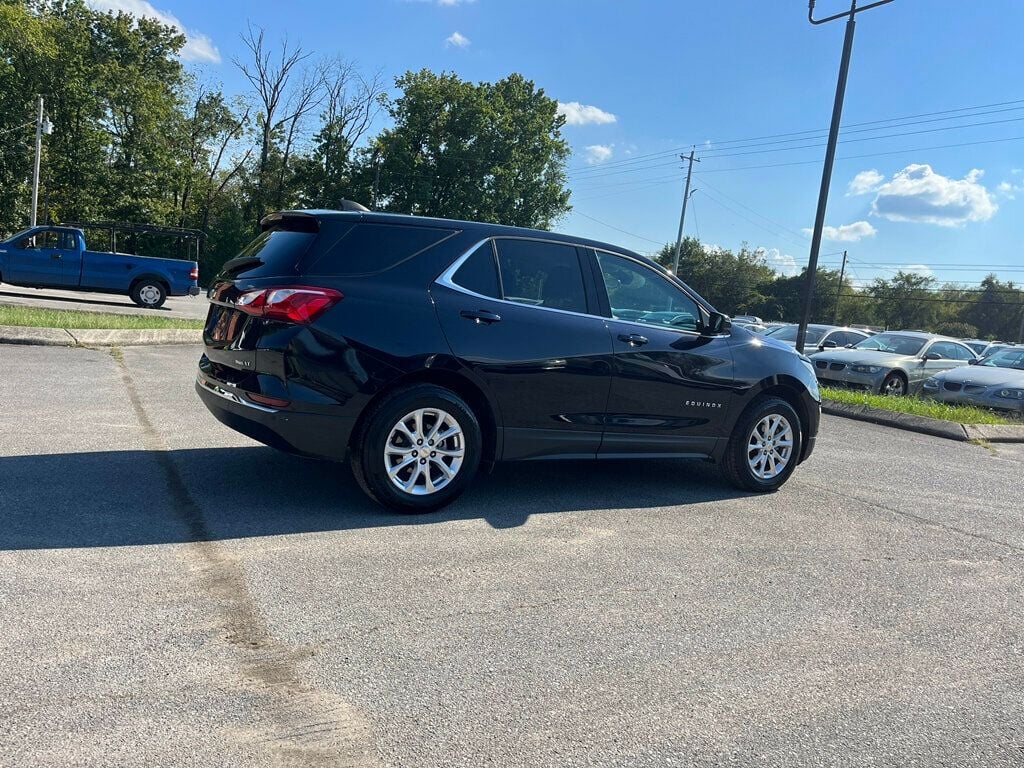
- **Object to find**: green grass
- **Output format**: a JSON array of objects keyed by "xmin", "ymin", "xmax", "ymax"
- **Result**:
[
  {"xmin": 821, "ymin": 386, "xmax": 1015, "ymax": 425},
  {"xmin": 0, "ymin": 305, "xmax": 202, "ymax": 330}
]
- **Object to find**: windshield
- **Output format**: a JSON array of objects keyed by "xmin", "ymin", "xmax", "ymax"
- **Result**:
[
  {"xmin": 2, "ymin": 227, "xmax": 35, "ymax": 244},
  {"xmin": 980, "ymin": 349, "xmax": 1024, "ymax": 370},
  {"xmin": 767, "ymin": 325, "xmax": 826, "ymax": 344},
  {"xmin": 852, "ymin": 332, "xmax": 926, "ymax": 356}
]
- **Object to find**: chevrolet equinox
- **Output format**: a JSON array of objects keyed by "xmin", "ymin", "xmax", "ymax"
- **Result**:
[{"xmin": 196, "ymin": 208, "xmax": 820, "ymax": 512}]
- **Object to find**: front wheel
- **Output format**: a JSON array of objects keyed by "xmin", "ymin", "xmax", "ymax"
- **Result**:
[
  {"xmin": 131, "ymin": 280, "xmax": 167, "ymax": 309},
  {"xmin": 721, "ymin": 396, "xmax": 803, "ymax": 493},
  {"xmin": 349, "ymin": 385, "xmax": 482, "ymax": 513},
  {"xmin": 880, "ymin": 371, "xmax": 907, "ymax": 397}
]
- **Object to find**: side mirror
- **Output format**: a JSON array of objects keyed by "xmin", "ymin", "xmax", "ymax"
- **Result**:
[
  {"xmin": 968, "ymin": 358, "xmax": 979, "ymax": 365},
  {"xmin": 702, "ymin": 311, "xmax": 731, "ymax": 336},
  {"xmin": 822, "ymin": 340, "xmax": 838, "ymax": 349},
  {"xmin": 923, "ymin": 352, "xmax": 943, "ymax": 361},
  {"xmin": 844, "ymin": 343, "xmax": 854, "ymax": 348}
]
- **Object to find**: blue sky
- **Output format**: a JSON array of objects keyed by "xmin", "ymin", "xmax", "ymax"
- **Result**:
[{"xmin": 94, "ymin": 0, "xmax": 1024, "ymax": 288}]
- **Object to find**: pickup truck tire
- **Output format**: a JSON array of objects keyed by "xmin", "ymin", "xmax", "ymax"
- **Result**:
[{"xmin": 131, "ymin": 279, "xmax": 167, "ymax": 309}]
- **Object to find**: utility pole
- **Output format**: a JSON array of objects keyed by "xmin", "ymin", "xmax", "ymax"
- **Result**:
[
  {"xmin": 832, "ymin": 249, "xmax": 848, "ymax": 324},
  {"xmin": 30, "ymin": 96, "xmax": 43, "ymax": 227},
  {"xmin": 1018, "ymin": 302, "xmax": 1024, "ymax": 344},
  {"xmin": 672, "ymin": 149, "xmax": 699, "ymax": 276},
  {"xmin": 795, "ymin": 0, "xmax": 895, "ymax": 352}
]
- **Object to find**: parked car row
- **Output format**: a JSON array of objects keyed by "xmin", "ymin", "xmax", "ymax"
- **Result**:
[
  {"xmin": 922, "ymin": 346, "xmax": 1024, "ymax": 413},
  {"xmin": 807, "ymin": 331, "xmax": 978, "ymax": 396},
  {"xmin": 796, "ymin": 327, "xmax": 1023, "ymax": 413}
]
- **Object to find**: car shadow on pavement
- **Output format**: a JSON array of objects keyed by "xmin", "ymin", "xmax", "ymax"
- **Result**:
[
  {"xmin": 0, "ymin": 446, "xmax": 750, "ymax": 550},
  {"xmin": 0, "ymin": 288, "xmax": 171, "ymax": 311}
]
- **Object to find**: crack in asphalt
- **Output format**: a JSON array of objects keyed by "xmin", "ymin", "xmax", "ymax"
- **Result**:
[
  {"xmin": 111, "ymin": 347, "xmax": 380, "ymax": 768},
  {"xmin": 796, "ymin": 478, "xmax": 1024, "ymax": 557}
]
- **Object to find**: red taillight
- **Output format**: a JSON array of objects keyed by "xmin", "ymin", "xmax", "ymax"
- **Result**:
[
  {"xmin": 246, "ymin": 392, "xmax": 291, "ymax": 408},
  {"xmin": 234, "ymin": 286, "xmax": 343, "ymax": 324},
  {"xmin": 189, "ymin": 266, "xmax": 199, "ymax": 281}
]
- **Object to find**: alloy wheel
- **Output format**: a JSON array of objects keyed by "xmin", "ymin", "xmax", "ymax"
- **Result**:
[
  {"xmin": 384, "ymin": 408, "xmax": 465, "ymax": 496},
  {"xmin": 746, "ymin": 414, "xmax": 794, "ymax": 481}
]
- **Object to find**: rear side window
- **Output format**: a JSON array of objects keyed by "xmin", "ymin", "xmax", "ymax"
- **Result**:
[
  {"xmin": 222, "ymin": 230, "xmax": 315, "ymax": 278},
  {"xmin": 307, "ymin": 223, "xmax": 455, "ymax": 276},
  {"xmin": 451, "ymin": 245, "xmax": 500, "ymax": 298},
  {"xmin": 494, "ymin": 239, "xmax": 587, "ymax": 313}
]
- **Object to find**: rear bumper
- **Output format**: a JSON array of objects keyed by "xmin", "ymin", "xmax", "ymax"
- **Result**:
[
  {"xmin": 196, "ymin": 373, "xmax": 354, "ymax": 461},
  {"xmin": 188, "ymin": 285, "xmax": 201, "ymax": 296}
]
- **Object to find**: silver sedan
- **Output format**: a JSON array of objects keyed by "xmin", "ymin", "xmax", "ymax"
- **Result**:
[
  {"xmin": 922, "ymin": 347, "xmax": 1024, "ymax": 413},
  {"xmin": 808, "ymin": 331, "xmax": 978, "ymax": 396}
]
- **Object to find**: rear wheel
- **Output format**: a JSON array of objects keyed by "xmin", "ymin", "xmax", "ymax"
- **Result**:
[
  {"xmin": 880, "ymin": 371, "xmax": 907, "ymax": 396},
  {"xmin": 131, "ymin": 280, "xmax": 167, "ymax": 309},
  {"xmin": 721, "ymin": 396, "xmax": 802, "ymax": 493},
  {"xmin": 350, "ymin": 385, "xmax": 481, "ymax": 513}
]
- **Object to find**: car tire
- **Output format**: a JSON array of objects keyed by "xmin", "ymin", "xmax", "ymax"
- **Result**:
[
  {"xmin": 131, "ymin": 280, "xmax": 167, "ymax": 309},
  {"xmin": 880, "ymin": 371, "xmax": 907, "ymax": 397},
  {"xmin": 349, "ymin": 384, "xmax": 482, "ymax": 513},
  {"xmin": 721, "ymin": 396, "xmax": 803, "ymax": 493}
]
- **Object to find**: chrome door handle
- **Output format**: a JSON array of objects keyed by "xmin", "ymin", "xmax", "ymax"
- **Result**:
[
  {"xmin": 618, "ymin": 333, "xmax": 648, "ymax": 346},
  {"xmin": 460, "ymin": 309, "xmax": 502, "ymax": 324}
]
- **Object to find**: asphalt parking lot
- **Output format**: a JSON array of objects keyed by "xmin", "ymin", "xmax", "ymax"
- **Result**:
[
  {"xmin": 2, "ymin": 343, "xmax": 1023, "ymax": 767},
  {"xmin": 0, "ymin": 285, "xmax": 208, "ymax": 320}
]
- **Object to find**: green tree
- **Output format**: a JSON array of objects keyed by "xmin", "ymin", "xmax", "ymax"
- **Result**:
[
  {"xmin": 359, "ymin": 70, "xmax": 571, "ymax": 227},
  {"xmin": 962, "ymin": 275, "xmax": 1023, "ymax": 340},
  {"xmin": 653, "ymin": 238, "xmax": 776, "ymax": 315},
  {"xmin": 866, "ymin": 272, "xmax": 941, "ymax": 330}
]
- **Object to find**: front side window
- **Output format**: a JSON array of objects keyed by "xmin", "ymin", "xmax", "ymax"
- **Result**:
[
  {"xmin": 493, "ymin": 239, "xmax": 587, "ymax": 313},
  {"xmin": 595, "ymin": 250, "xmax": 701, "ymax": 331},
  {"xmin": 928, "ymin": 341, "xmax": 962, "ymax": 360}
]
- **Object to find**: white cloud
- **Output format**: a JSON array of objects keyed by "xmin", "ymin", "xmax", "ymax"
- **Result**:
[
  {"xmin": 759, "ymin": 247, "xmax": 799, "ymax": 277},
  {"xmin": 870, "ymin": 164, "xmax": 998, "ymax": 227},
  {"xmin": 901, "ymin": 264, "xmax": 934, "ymax": 278},
  {"xmin": 438, "ymin": 0, "xmax": 476, "ymax": 5},
  {"xmin": 557, "ymin": 101, "xmax": 617, "ymax": 126},
  {"xmin": 997, "ymin": 180, "xmax": 1020, "ymax": 200},
  {"xmin": 86, "ymin": 0, "xmax": 220, "ymax": 63},
  {"xmin": 801, "ymin": 220, "xmax": 877, "ymax": 242},
  {"xmin": 584, "ymin": 144, "xmax": 613, "ymax": 165},
  {"xmin": 847, "ymin": 169, "xmax": 884, "ymax": 196},
  {"xmin": 445, "ymin": 31, "xmax": 470, "ymax": 48}
]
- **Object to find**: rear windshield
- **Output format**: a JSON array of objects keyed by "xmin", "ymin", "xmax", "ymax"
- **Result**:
[
  {"xmin": 221, "ymin": 230, "xmax": 315, "ymax": 278},
  {"xmin": 304, "ymin": 223, "xmax": 455, "ymax": 276}
]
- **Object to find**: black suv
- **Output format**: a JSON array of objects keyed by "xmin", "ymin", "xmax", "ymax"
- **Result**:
[{"xmin": 197, "ymin": 209, "xmax": 820, "ymax": 512}]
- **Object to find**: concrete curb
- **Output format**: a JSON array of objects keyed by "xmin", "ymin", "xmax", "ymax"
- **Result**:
[
  {"xmin": 0, "ymin": 324, "xmax": 201, "ymax": 347},
  {"xmin": 822, "ymin": 400, "xmax": 1024, "ymax": 443}
]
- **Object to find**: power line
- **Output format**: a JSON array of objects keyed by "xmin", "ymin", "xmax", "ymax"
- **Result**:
[
  {"xmin": 570, "ymin": 115, "xmax": 1024, "ymax": 184},
  {"xmin": 694, "ymin": 176, "xmax": 809, "ymax": 242},
  {"xmin": 565, "ymin": 96, "xmax": 1024, "ymax": 173},
  {"xmin": 569, "ymin": 210, "xmax": 663, "ymax": 246},
  {"xmin": 697, "ymin": 134, "xmax": 1024, "ymax": 175}
]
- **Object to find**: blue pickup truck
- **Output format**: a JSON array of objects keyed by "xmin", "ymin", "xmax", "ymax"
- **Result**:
[{"xmin": 0, "ymin": 225, "xmax": 200, "ymax": 308}]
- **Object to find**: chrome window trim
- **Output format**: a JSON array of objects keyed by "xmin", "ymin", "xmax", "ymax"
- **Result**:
[
  {"xmin": 435, "ymin": 236, "xmax": 712, "ymax": 339},
  {"xmin": 435, "ymin": 237, "xmax": 602, "ymax": 322}
]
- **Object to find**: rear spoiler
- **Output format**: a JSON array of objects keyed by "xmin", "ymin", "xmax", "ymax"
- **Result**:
[
  {"xmin": 260, "ymin": 201, "xmax": 371, "ymax": 234},
  {"xmin": 259, "ymin": 212, "xmax": 321, "ymax": 234}
]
